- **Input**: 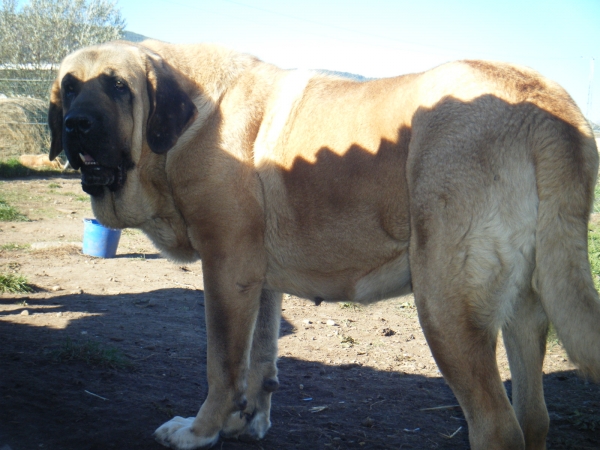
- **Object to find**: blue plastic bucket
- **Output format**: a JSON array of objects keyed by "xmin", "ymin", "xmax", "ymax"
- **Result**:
[{"xmin": 82, "ymin": 218, "xmax": 121, "ymax": 258}]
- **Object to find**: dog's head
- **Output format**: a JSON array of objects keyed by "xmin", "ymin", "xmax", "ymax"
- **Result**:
[{"xmin": 48, "ymin": 41, "xmax": 197, "ymax": 198}]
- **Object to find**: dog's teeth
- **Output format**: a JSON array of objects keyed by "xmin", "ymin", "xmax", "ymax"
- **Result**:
[{"xmin": 79, "ymin": 153, "xmax": 98, "ymax": 165}]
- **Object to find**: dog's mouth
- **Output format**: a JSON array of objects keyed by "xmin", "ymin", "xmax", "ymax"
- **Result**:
[{"xmin": 79, "ymin": 153, "xmax": 130, "ymax": 197}]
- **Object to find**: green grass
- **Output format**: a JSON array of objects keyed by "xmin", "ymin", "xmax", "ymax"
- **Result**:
[
  {"xmin": 0, "ymin": 158, "xmax": 33, "ymax": 178},
  {"xmin": 0, "ymin": 273, "xmax": 33, "ymax": 293},
  {"xmin": 594, "ymin": 182, "xmax": 600, "ymax": 213},
  {"xmin": 338, "ymin": 301, "xmax": 362, "ymax": 310},
  {"xmin": 546, "ymin": 323, "xmax": 560, "ymax": 347},
  {"xmin": 340, "ymin": 335, "xmax": 358, "ymax": 347},
  {"xmin": 547, "ymin": 219, "xmax": 600, "ymax": 345},
  {"xmin": 0, "ymin": 242, "xmax": 30, "ymax": 251},
  {"xmin": 72, "ymin": 194, "xmax": 89, "ymax": 202},
  {"xmin": 0, "ymin": 157, "xmax": 64, "ymax": 178},
  {"xmin": 588, "ymin": 221, "xmax": 600, "ymax": 292},
  {"xmin": 49, "ymin": 337, "xmax": 132, "ymax": 370},
  {"xmin": 0, "ymin": 197, "xmax": 28, "ymax": 221},
  {"xmin": 50, "ymin": 190, "xmax": 89, "ymax": 202}
]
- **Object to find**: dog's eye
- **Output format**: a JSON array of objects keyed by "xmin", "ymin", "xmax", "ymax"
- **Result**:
[
  {"xmin": 114, "ymin": 79, "xmax": 128, "ymax": 92},
  {"xmin": 64, "ymin": 83, "xmax": 76, "ymax": 97}
]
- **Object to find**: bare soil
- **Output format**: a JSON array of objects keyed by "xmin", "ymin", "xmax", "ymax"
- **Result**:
[{"xmin": 1, "ymin": 176, "xmax": 599, "ymax": 450}]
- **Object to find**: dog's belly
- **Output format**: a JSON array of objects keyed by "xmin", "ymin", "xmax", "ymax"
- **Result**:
[{"xmin": 264, "ymin": 249, "xmax": 412, "ymax": 304}]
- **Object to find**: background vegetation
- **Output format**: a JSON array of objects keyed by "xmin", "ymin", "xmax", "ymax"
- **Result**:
[{"xmin": 0, "ymin": 0, "xmax": 124, "ymax": 159}]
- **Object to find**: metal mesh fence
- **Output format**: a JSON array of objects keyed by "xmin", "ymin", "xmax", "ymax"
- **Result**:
[{"xmin": 0, "ymin": 74, "xmax": 54, "ymax": 160}]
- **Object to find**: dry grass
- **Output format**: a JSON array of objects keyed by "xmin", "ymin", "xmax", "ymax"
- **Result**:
[
  {"xmin": 30, "ymin": 244, "xmax": 82, "ymax": 258},
  {"xmin": 0, "ymin": 97, "xmax": 51, "ymax": 159}
]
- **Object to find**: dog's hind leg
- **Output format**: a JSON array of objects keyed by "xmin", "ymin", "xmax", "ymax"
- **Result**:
[
  {"xmin": 411, "ymin": 277, "xmax": 525, "ymax": 449},
  {"xmin": 221, "ymin": 289, "xmax": 282, "ymax": 441},
  {"xmin": 502, "ymin": 290, "xmax": 549, "ymax": 450},
  {"xmin": 407, "ymin": 160, "xmax": 531, "ymax": 448},
  {"xmin": 408, "ymin": 205, "xmax": 533, "ymax": 448}
]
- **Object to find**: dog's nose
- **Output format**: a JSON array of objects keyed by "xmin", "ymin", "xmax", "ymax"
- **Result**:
[{"xmin": 64, "ymin": 113, "xmax": 94, "ymax": 135}]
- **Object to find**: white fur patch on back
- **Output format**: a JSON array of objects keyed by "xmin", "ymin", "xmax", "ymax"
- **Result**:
[{"xmin": 253, "ymin": 69, "xmax": 314, "ymax": 165}]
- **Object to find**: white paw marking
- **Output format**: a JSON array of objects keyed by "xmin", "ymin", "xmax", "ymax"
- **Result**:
[
  {"xmin": 154, "ymin": 416, "xmax": 219, "ymax": 449},
  {"xmin": 245, "ymin": 411, "xmax": 271, "ymax": 439}
]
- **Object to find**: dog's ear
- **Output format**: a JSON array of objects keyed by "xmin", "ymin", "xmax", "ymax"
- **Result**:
[
  {"xmin": 48, "ymin": 78, "xmax": 64, "ymax": 161},
  {"xmin": 145, "ymin": 56, "xmax": 198, "ymax": 154}
]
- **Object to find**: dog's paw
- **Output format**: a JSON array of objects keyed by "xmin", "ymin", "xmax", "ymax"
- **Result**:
[
  {"xmin": 221, "ymin": 410, "xmax": 271, "ymax": 442},
  {"xmin": 154, "ymin": 416, "xmax": 219, "ymax": 449}
]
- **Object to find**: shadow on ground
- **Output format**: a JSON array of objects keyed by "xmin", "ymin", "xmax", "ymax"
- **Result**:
[{"xmin": 1, "ymin": 290, "xmax": 598, "ymax": 449}]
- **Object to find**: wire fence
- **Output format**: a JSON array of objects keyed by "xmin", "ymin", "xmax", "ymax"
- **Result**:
[{"xmin": 0, "ymin": 75, "xmax": 54, "ymax": 160}]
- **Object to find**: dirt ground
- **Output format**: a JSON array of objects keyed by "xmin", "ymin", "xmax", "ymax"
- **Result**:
[{"xmin": 1, "ymin": 175, "xmax": 599, "ymax": 450}]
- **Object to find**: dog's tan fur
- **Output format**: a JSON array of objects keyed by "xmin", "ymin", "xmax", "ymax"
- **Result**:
[
  {"xmin": 48, "ymin": 40, "xmax": 600, "ymax": 449},
  {"xmin": 18, "ymin": 154, "xmax": 63, "ymax": 170}
]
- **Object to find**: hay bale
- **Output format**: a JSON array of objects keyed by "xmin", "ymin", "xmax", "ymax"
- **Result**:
[{"xmin": 0, "ymin": 97, "xmax": 52, "ymax": 160}]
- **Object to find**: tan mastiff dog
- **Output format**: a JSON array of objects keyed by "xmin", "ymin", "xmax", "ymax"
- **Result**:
[{"xmin": 48, "ymin": 40, "xmax": 600, "ymax": 449}]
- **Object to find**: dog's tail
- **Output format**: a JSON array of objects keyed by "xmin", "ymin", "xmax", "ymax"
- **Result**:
[{"xmin": 533, "ymin": 104, "xmax": 600, "ymax": 380}]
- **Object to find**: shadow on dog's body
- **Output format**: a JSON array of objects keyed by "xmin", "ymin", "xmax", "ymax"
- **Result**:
[{"xmin": 48, "ymin": 40, "xmax": 600, "ymax": 449}]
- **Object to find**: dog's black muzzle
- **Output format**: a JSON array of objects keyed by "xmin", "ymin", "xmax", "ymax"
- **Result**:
[{"xmin": 63, "ymin": 110, "xmax": 132, "ymax": 197}]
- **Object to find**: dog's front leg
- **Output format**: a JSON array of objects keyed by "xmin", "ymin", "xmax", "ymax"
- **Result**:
[
  {"xmin": 221, "ymin": 289, "xmax": 283, "ymax": 441},
  {"xmin": 155, "ymin": 247, "xmax": 265, "ymax": 449}
]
